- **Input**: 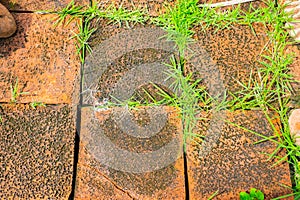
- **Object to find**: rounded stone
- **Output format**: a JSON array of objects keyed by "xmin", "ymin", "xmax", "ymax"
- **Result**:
[
  {"xmin": 0, "ymin": 3, "xmax": 17, "ymax": 38},
  {"xmin": 289, "ymin": 109, "xmax": 300, "ymax": 146}
]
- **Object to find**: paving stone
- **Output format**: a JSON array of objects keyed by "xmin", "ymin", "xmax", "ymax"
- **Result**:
[
  {"xmin": 83, "ymin": 22, "xmax": 178, "ymax": 106},
  {"xmin": 192, "ymin": 23, "xmax": 269, "ymax": 95},
  {"xmin": 187, "ymin": 110, "xmax": 293, "ymax": 199},
  {"xmin": 75, "ymin": 106, "xmax": 185, "ymax": 199},
  {"xmin": 83, "ymin": 6, "xmax": 270, "ymax": 106},
  {"xmin": 83, "ymin": 22, "xmax": 228, "ymax": 106},
  {"xmin": 78, "ymin": 3, "xmax": 294, "ymax": 199},
  {"xmin": 0, "ymin": 0, "xmax": 88, "ymax": 11},
  {"xmin": 0, "ymin": 104, "xmax": 75, "ymax": 199},
  {"xmin": 0, "ymin": 13, "xmax": 80, "ymax": 104}
]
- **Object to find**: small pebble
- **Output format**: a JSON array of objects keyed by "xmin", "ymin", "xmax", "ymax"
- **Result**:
[
  {"xmin": 288, "ymin": 109, "xmax": 300, "ymax": 146},
  {"xmin": 0, "ymin": 3, "xmax": 17, "ymax": 38}
]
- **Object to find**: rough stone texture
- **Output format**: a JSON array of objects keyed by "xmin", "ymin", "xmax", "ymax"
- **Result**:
[
  {"xmin": 0, "ymin": 3, "xmax": 17, "ymax": 38},
  {"xmin": 0, "ymin": 0, "xmax": 88, "ymax": 11},
  {"xmin": 0, "ymin": 13, "xmax": 80, "ymax": 104},
  {"xmin": 187, "ymin": 110, "xmax": 293, "ymax": 200},
  {"xmin": 75, "ymin": 106, "xmax": 185, "ymax": 199},
  {"xmin": 82, "ymin": 11, "xmax": 294, "ymax": 200},
  {"xmin": 84, "ymin": 6, "xmax": 270, "ymax": 105},
  {"xmin": 0, "ymin": 104, "xmax": 75, "ymax": 199},
  {"xmin": 83, "ymin": 21, "xmax": 178, "ymax": 106},
  {"xmin": 192, "ymin": 23, "xmax": 269, "ymax": 95}
]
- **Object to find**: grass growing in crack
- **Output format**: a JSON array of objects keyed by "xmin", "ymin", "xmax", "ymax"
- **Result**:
[
  {"xmin": 30, "ymin": 102, "xmax": 46, "ymax": 109},
  {"xmin": 52, "ymin": 1, "xmax": 85, "ymax": 26},
  {"xmin": 93, "ymin": 97, "xmax": 164, "ymax": 111},
  {"xmin": 71, "ymin": 20, "xmax": 96, "ymax": 64},
  {"xmin": 152, "ymin": 0, "xmax": 200, "ymax": 54},
  {"xmin": 48, "ymin": 0, "xmax": 148, "ymax": 64},
  {"xmin": 221, "ymin": 1, "xmax": 300, "ymax": 193},
  {"xmin": 103, "ymin": 4, "xmax": 149, "ymax": 27},
  {"xmin": 154, "ymin": 0, "xmax": 300, "ymax": 195},
  {"xmin": 240, "ymin": 188, "xmax": 264, "ymax": 200},
  {"xmin": 10, "ymin": 78, "xmax": 28, "ymax": 103},
  {"xmin": 161, "ymin": 56, "xmax": 211, "ymax": 150},
  {"xmin": 52, "ymin": 0, "xmax": 300, "ymax": 196},
  {"xmin": 152, "ymin": 0, "xmax": 283, "ymax": 53}
]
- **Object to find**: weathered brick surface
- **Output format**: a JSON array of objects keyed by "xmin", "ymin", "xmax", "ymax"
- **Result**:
[
  {"xmin": 192, "ymin": 23, "xmax": 269, "ymax": 95},
  {"xmin": 0, "ymin": 104, "xmax": 75, "ymax": 199},
  {"xmin": 75, "ymin": 106, "xmax": 185, "ymax": 199},
  {"xmin": 187, "ymin": 110, "xmax": 293, "ymax": 199},
  {"xmin": 0, "ymin": 13, "xmax": 80, "ymax": 104}
]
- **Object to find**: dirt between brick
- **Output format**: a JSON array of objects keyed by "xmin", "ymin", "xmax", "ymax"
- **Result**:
[{"xmin": 0, "ymin": 13, "xmax": 80, "ymax": 104}]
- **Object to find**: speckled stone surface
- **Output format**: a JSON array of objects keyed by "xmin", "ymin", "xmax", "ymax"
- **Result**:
[
  {"xmin": 0, "ymin": 0, "xmax": 88, "ymax": 11},
  {"xmin": 0, "ymin": 104, "xmax": 75, "ymax": 199},
  {"xmin": 0, "ymin": 13, "xmax": 80, "ymax": 104},
  {"xmin": 82, "ymin": 10, "xmax": 295, "ymax": 199},
  {"xmin": 0, "ymin": 0, "xmax": 296, "ymax": 198},
  {"xmin": 83, "ymin": 21, "xmax": 178, "ymax": 106},
  {"xmin": 75, "ymin": 106, "xmax": 185, "ymax": 199},
  {"xmin": 84, "ymin": 16, "xmax": 270, "ymax": 104},
  {"xmin": 192, "ymin": 23, "xmax": 269, "ymax": 95},
  {"xmin": 187, "ymin": 110, "xmax": 293, "ymax": 200}
]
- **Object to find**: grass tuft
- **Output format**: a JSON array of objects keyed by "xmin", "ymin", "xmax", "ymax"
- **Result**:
[{"xmin": 51, "ymin": 0, "xmax": 300, "ymax": 195}]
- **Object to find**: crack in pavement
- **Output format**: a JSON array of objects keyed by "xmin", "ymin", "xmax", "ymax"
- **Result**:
[{"xmin": 80, "ymin": 163, "xmax": 137, "ymax": 200}]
